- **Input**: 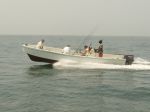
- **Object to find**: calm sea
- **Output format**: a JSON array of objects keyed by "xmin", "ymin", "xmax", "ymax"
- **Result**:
[{"xmin": 0, "ymin": 35, "xmax": 150, "ymax": 112}]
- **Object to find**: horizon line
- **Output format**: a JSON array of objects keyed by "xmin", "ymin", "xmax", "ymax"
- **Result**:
[{"xmin": 0, "ymin": 34, "xmax": 150, "ymax": 37}]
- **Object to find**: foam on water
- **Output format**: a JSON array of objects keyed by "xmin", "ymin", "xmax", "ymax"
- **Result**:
[
  {"xmin": 53, "ymin": 57, "xmax": 150, "ymax": 71},
  {"xmin": 133, "ymin": 57, "xmax": 150, "ymax": 65}
]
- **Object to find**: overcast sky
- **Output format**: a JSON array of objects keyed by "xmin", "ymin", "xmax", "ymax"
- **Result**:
[{"xmin": 0, "ymin": 0, "xmax": 150, "ymax": 36}]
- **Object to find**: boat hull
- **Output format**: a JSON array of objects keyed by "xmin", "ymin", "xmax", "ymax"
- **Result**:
[
  {"xmin": 27, "ymin": 54, "xmax": 58, "ymax": 64},
  {"xmin": 22, "ymin": 44, "xmax": 133, "ymax": 65}
]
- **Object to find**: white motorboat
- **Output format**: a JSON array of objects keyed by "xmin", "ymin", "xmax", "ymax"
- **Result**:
[{"xmin": 22, "ymin": 44, "xmax": 134, "ymax": 65}]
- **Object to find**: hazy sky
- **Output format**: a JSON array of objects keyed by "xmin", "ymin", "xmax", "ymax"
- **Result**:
[{"xmin": 0, "ymin": 0, "xmax": 150, "ymax": 36}]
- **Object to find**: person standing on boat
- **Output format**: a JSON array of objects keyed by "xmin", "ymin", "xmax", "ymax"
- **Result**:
[
  {"xmin": 98, "ymin": 40, "xmax": 103, "ymax": 57},
  {"xmin": 63, "ymin": 45, "xmax": 71, "ymax": 54},
  {"xmin": 36, "ymin": 39, "xmax": 45, "ymax": 49}
]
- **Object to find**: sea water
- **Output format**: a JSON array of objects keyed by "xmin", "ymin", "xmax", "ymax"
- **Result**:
[{"xmin": 0, "ymin": 35, "xmax": 150, "ymax": 112}]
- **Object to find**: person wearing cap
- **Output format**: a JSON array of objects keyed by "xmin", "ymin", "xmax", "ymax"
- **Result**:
[
  {"xmin": 98, "ymin": 40, "xmax": 103, "ymax": 57},
  {"xmin": 36, "ymin": 39, "xmax": 45, "ymax": 49}
]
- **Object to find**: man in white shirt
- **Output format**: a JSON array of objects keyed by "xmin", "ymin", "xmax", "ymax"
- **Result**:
[
  {"xmin": 36, "ymin": 39, "xmax": 44, "ymax": 49},
  {"xmin": 63, "ymin": 45, "xmax": 71, "ymax": 54}
]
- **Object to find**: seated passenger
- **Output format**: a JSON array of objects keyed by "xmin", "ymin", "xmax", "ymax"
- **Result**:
[
  {"xmin": 63, "ymin": 45, "xmax": 71, "ymax": 54},
  {"xmin": 82, "ymin": 45, "xmax": 91, "ymax": 56},
  {"xmin": 36, "ymin": 39, "xmax": 45, "ymax": 49}
]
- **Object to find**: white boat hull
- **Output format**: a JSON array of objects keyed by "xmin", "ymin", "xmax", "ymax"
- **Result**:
[{"xmin": 22, "ymin": 44, "xmax": 134, "ymax": 65}]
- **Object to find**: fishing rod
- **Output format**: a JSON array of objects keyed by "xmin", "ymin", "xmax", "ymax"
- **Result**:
[{"xmin": 76, "ymin": 26, "xmax": 98, "ymax": 53}]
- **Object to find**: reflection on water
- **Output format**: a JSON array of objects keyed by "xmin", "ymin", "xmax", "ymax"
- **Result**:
[
  {"xmin": 27, "ymin": 64, "xmax": 53, "ymax": 76},
  {"xmin": 29, "ymin": 64, "xmax": 53, "ymax": 70}
]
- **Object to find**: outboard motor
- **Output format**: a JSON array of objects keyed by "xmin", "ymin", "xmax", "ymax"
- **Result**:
[{"xmin": 124, "ymin": 55, "xmax": 134, "ymax": 65}]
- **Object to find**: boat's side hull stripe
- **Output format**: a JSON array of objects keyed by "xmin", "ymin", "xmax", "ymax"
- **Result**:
[{"xmin": 27, "ymin": 54, "xmax": 58, "ymax": 64}]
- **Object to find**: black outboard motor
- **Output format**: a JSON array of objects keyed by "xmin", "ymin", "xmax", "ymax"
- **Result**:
[{"xmin": 124, "ymin": 55, "xmax": 134, "ymax": 65}]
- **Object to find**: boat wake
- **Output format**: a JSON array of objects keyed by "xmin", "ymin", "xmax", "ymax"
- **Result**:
[
  {"xmin": 53, "ymin": 57, "xmax": 150, "ymax": 71},
  {"xmin": 133, "ymin": 57, "xmax": 150, "ymax": 65}
]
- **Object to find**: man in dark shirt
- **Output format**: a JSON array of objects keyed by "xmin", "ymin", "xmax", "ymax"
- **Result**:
[{"xmin": 97, "ymin": 40, "xmax": 103, "ymax": 57}]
